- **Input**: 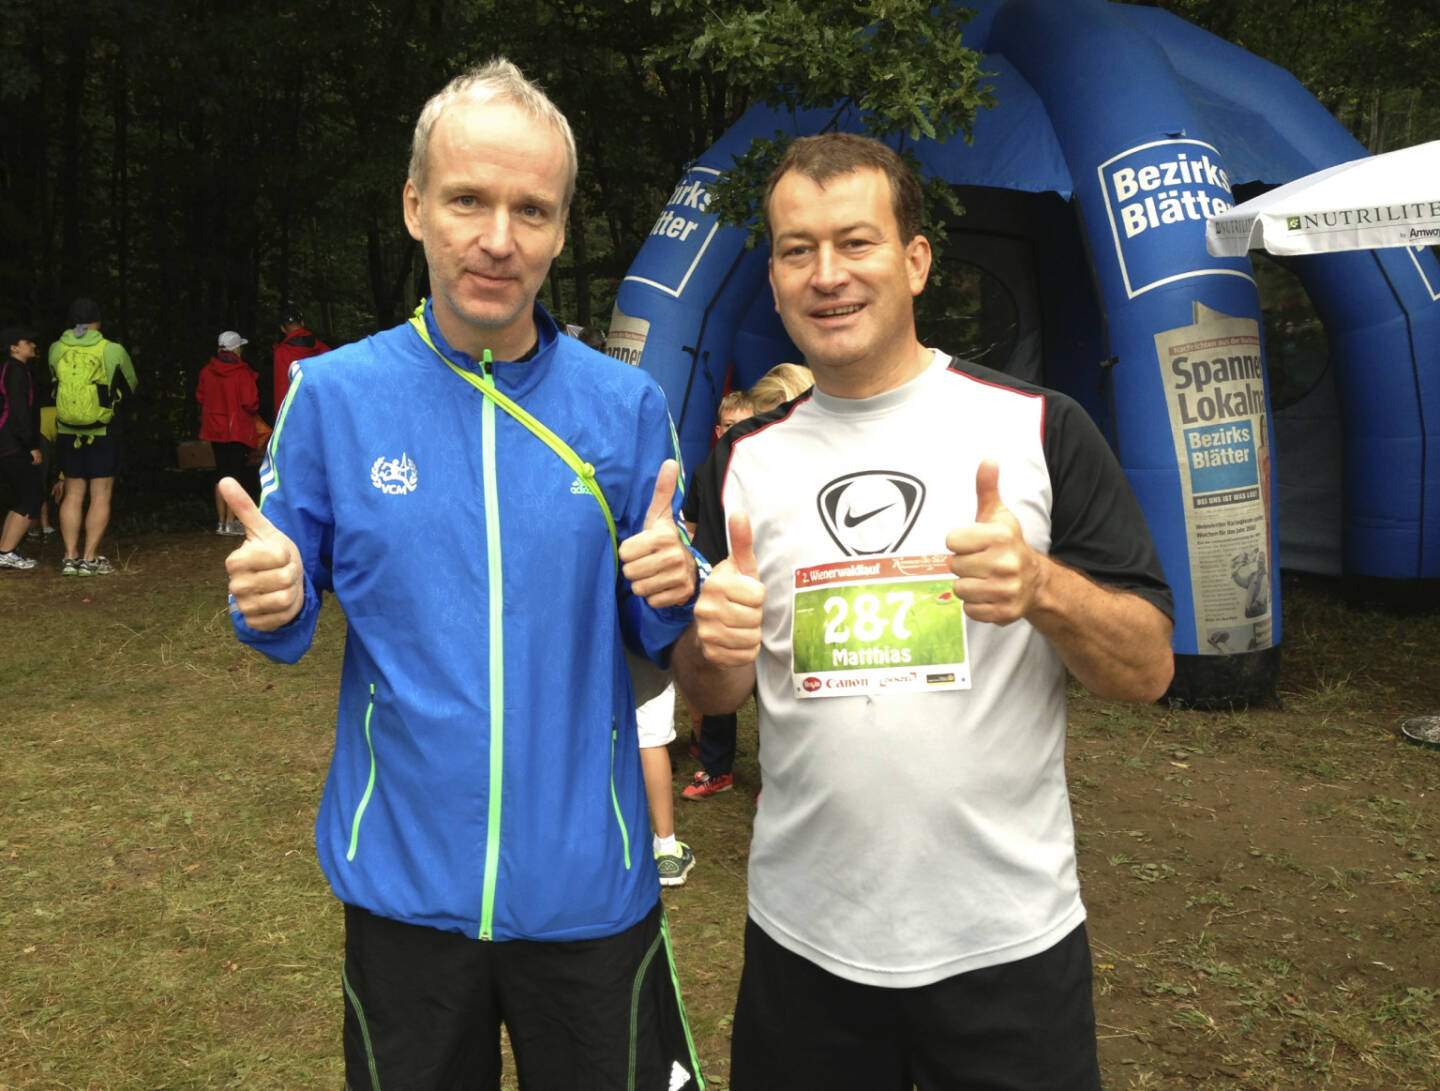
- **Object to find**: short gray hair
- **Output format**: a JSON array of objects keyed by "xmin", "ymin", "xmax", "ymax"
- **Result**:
[{"xmin": 408, "ymin": 58, "xmax": 578, "ymax": 210}]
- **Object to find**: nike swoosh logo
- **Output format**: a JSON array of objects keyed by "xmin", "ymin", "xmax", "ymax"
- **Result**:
[{"xmin": 843, "ymin": 502, "xmax": 895, "ymax": 527}]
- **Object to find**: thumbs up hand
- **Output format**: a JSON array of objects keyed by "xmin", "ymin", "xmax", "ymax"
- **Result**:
[
  {"xmin": 944, "ymin": 460, "xmax": 1046, "ymax": 626},
  {"xmin": 221, "ymin": 477, "xmax": 305, "ymax": 631},
  {"xmin": 693, "ymin": 512, "xmax": 765, "ymax": 667},
  {"xmin": 620, "ymin": 459, "xmax": 698, "ymax": 608}
]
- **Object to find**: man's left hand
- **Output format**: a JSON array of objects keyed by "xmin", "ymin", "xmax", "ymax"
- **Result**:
[
  {"xmin": 620, "ymin": 459, "xmax": 697, "ymax": 608},
  {"xmin": 945, "ymin": 459, "xmax": 1048, "ymax": 626}
]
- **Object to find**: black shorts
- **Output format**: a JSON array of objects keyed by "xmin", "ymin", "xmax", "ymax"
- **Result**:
[
  {"xmin": 211, "ymin": 441, "xmax": 250, "ymax": 481},
  {"xmin": 0, "ymin": 449, "xmax": 44, "ymax": 518},
  {"xmin": 56, "ymin": 432, "xmax": 124, "ymax": 479},
  {"xmin": 342, "ymin": 899, "xmax": 704, "ymax": 1091},
  {"xmin": 730, "ymin": 918, "xmax": 1101, "ymax": 1091}
]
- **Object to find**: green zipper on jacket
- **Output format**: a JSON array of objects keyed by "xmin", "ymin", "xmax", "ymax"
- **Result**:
[
  {"xmin": 478, "ymin": 350, "xmax": 505, "ymax": 940},
  {"xmin": 610, "ymin": 720, "xmax": 633, "ymax": 871},
  {"xmin": 345, "ymin": 684, "xmax": 378, "ymax": 861}
]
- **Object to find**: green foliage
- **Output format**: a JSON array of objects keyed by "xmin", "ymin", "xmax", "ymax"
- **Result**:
[
  {"xmin": 6, "ymin": 0, "xmax": 1433, "ymax": 480},
  {"xmin": 1155, "ymin": 0, "xmax": 1440, "ymax": 150},
  {"xmin": 645, "ymin": 0, "xmax": 993, "ymax": 246}
]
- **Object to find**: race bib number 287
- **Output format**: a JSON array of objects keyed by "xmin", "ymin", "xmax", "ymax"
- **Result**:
[{"xmin": 791, "ymin": 554, "xmax": 969, "ymax": 699}]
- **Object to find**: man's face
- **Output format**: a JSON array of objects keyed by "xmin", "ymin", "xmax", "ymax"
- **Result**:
[
  {"xmin": 10, "ymin": 339, "xmax": 35, "ymax": 362},
  {"xmin": 403, "ymin": 97, "xmax": 568, "ymax": 359},
  {"xmin": 715, "ymin": 405, "xmax": 753, "ymax": 439},
  {"xmin": 767, "ymin": 167, "xmax": 930, "ymax": 391}
]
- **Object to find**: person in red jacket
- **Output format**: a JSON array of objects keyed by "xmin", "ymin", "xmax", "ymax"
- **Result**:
[
  {"xmin": 197, "ymin": 331, "xmax": 259, "ymax": 535},
  {"xmin": 271, "ymin": 307, "xmax": 330, "ymax": 416}
]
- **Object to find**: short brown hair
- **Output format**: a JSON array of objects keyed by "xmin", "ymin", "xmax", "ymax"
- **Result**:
[{"xmin": 762, "ymin": 133, "xmax": 924, "ymax": 244}]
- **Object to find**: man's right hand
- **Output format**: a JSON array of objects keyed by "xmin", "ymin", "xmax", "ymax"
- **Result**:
[
  {"xmin": 221, "ymin": 477, "xmax": 304, "ymax": 631},
  {"xmin": 693, "ymin": 512, "xmax": 765, "ymax": 666}
]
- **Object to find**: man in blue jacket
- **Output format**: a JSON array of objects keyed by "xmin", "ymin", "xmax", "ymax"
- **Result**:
[{"xmin": 222, "ymin": 58, "xmax": 705, "ymax": 1091}]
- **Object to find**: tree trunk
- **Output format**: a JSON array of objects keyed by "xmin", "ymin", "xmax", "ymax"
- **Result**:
[
  {"xmin": 113, "ymin": 47, "xmax": 130, "ymax": 337},
  {"xmin": 571, "ymin": 189, "xmax": 591, "ymax": 326},
  {"xmin": 57, "ymin": 30, "xmax": 92, "ymax": 295}
]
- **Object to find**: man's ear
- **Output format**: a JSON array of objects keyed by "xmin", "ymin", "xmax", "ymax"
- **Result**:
[
  {"xmin": 402, "ymin": 179, "xmax": 424, "ymax": 242},
  {"xmin": 906, "ymin": 235, "xmax": 932, "ymax": 298}
]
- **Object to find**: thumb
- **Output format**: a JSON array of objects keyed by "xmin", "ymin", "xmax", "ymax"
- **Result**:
[
  {"xmin": 644, "ymin": 459, "xmax": 680, "ymax": 528},
  {"xmin": 729, "ymin": 511, "xmax": 758, "ymax": 578},
  {"xmin": 219, "ymin": 478, "xmax": 273, "ymax": 541},
  {"xmin": 974, "ymin": 460, "xmax": 1004, "ymax": 523}
]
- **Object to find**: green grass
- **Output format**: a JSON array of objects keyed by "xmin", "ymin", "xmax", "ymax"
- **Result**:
[{"xmin": 2, "ymin": 542, "xmax": 1439, "ymax": 1089}]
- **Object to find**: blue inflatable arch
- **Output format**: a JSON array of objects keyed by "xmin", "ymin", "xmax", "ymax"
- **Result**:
[{"xmin": 608, "ymin": 0, "xmax": 1440, "ymax": 705}]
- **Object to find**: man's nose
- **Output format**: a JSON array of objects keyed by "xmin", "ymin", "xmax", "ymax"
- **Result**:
[
  {"xmin": 478, "ymin": 209, "xmax": 515, "ymax": 258},
  {"xmin": 812, "ymin": 245, "xmax": 848, "ymax": 291}
]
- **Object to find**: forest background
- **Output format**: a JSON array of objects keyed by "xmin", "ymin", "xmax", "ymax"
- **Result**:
[{"xmin": 1, "ymin": 0, "xmax": 1437, "ymax": 476}]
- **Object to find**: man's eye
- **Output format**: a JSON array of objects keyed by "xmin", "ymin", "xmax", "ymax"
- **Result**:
[
  {"xmin": 456, "ymin": 195, "xmax": 478, "ymax": 208},
  {"xmin": 521, "ymin": 205, "xmax": 544, "ymax": 220}
]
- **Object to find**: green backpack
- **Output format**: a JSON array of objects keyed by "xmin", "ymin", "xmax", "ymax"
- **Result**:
[{"xmin": 54, "ymin": 338, "xmax": 114, "ymax": 428}]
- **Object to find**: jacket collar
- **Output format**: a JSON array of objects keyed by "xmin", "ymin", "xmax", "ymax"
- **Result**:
[{"xmin": 417, "ymin": 299, "xmax": 559, "ymax": 378}]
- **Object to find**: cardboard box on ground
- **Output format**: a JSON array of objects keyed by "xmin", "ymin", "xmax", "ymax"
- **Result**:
[{"xmin": 177, "ymin": 440, "xmax": 215, "ymax": 470}]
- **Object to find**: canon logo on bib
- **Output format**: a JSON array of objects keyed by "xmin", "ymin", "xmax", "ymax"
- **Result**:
[{"xmin": 816, "ymin": 471, "xmax": 925, "ymax": 556}]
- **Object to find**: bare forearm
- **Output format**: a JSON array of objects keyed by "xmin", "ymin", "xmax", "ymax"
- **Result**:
[
  {"xmin": 1027, "ymin": 557, "xmax": 1174, "ymax": 701},
  {"xmin": 671, "ymin": 624, "xmax": 757, "ymax": 714}
]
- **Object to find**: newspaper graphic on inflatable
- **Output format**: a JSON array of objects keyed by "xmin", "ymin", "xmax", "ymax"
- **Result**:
[
  {"xmin": 605, "ymin": 306, "xmax": 650, "ymax": 368},
  {"xmin": 1158, "ymin": 303, "xmax": 1274, "ymax": 655}
]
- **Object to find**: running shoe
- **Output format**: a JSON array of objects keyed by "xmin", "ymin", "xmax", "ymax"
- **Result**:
[
  {"xmin": 655, "ymin": 842, "xmax": 696, "ymax": 887},
  {"xmin": 681, "ymin": 771, "xmax": 733, "ymax": 801},
  {"xmin": 0, "ymin": 550, "xmax": 37, "ymax": 569},
  {"xmin": 61, "ymin": 556, "xmax": 82, "ymax": 576},
  {"xmin": 84, "ymin": 556, "xmax": 116, "ymax": 575},
  {"xmin": 226, "ymin": 521, "xmax": 246, "ymax": 536}
]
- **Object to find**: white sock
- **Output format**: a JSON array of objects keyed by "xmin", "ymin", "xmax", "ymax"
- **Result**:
[{"xmin": 654, "ymin": 833, "xmax": 677, "ymax": 855}]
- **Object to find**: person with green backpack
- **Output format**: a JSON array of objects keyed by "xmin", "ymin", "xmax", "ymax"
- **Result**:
[{"xmin": 47, "ymin": 297, "xmax": 138, "ymax": 576}]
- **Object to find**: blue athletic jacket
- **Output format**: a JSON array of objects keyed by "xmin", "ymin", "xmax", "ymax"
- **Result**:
[{"xmin": 233, "ymin": 301, "xmax": 698, "ymax": 942}]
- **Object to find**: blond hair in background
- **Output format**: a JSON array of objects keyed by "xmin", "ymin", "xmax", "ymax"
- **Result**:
[
  {"xmin": 716, "ymin": 390, "xmax": 753, "ymax": 420},
  {"xmin": 748, "ymin": 362, "xmax": 814, "ymax": 412}
]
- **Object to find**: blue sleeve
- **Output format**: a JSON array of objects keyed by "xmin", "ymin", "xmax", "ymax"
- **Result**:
[
  {"xmin": 230, "ymin": 569, "xmax": 323, "ymax": 664},
  {"xmin": 230, "ymin": 366, "xmax": 336, "ymax": 662},
  {"xmin": 617, "ymin": 381, "xmax": 707, "ymax": 665}
]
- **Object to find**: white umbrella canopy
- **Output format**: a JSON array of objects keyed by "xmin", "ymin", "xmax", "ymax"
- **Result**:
[{"xmin": 1205, "ymin": 140, "xmax": 1440, "ymax": 258}]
